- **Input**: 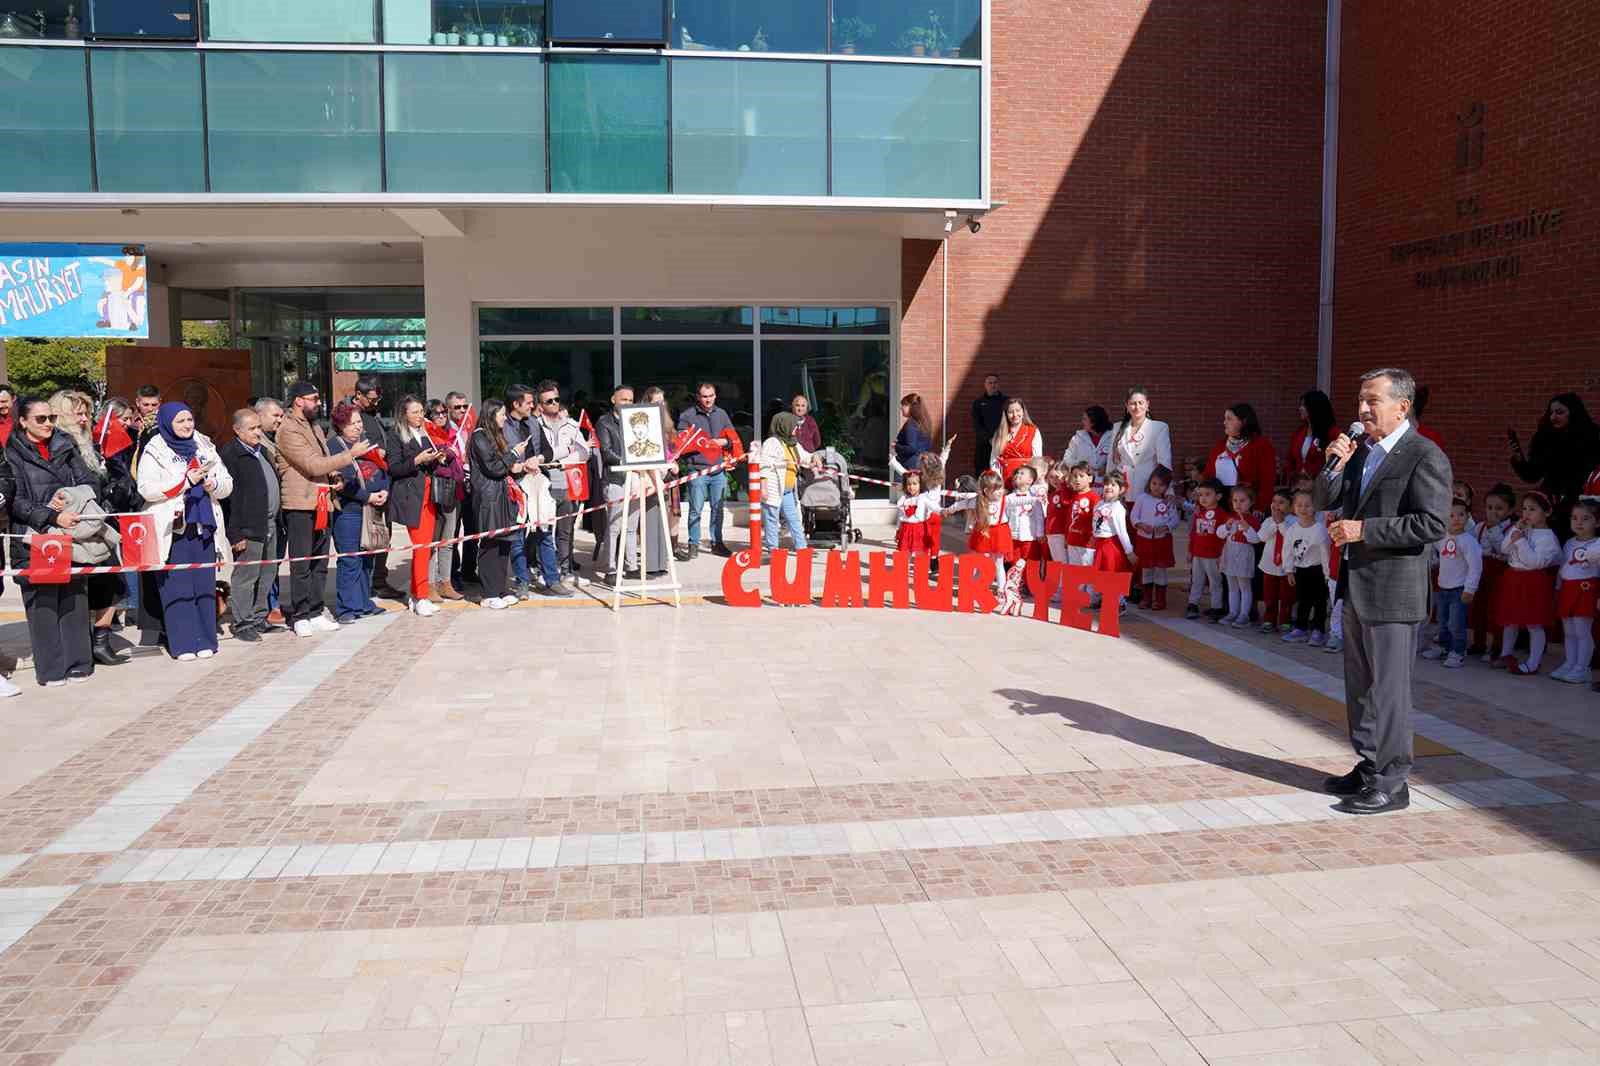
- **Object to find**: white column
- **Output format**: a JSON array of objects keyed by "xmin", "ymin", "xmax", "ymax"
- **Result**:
[{"xmin": 422, "ymin": 236, "xmax": 473, "ymax": 403}]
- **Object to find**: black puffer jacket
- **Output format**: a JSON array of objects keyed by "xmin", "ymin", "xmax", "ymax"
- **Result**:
[
  {"xmin": 468, "ymin": 428, "xmax": 521, "ymax": 540},
  {"xmin": 4, "ymin": 430, "xmax": 101, "ymax": 570}
]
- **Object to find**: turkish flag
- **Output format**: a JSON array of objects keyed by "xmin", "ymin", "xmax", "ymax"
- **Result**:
[
  {"xmin": 118, "ymin": 514, "xmax": 161, "ymax": 569},
  {"xmin": 94, "ymin": 412, "xmax": 134, "ymax": 459},
  {"xmin": 578, "ymin": 409, "xmax": 600, "ymax": 450},
  {"xmin": 670, "ymin": 426, "xmax": 710, "ymax": 461},
  {"xmin": 27, "ymin": 534, "xmax": 72, "ymax": 584},
  {"xmin": 564, "ymin": 463, "xmax": 589, "ymax": 502}
]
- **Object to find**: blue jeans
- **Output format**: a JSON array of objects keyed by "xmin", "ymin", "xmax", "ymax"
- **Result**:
[
  {"xmin": 528, "ymin": 528, "xmax": 558, "ymax": 587},
  {"xmin": 762, "ymin": 491, "xmax": 807, "ymax": 551},
  {"xmin": 684, "ymin": 468, "xmax": 726, "ymax": 547},
  {"xmin": 1436, "ymin": 586, "xmax": 1468, "ymax": 655},
  {"xmin": 509, "ymin": 531, "xmax": 532, "ymax": 586},
  {"xmin": 332, "ymin": 504, "xmax": 377, "ymax": 621}
]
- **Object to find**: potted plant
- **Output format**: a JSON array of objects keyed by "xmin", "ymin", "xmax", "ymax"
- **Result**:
[
  {"xmin": 833, "ymin": 16, "xmax": 875, "ymax": 54},
  {"xmin": 895, "ymin": 25, "xmax": 933, "ymax": 57},
  {"xmin": 925, "ymin": 12, "xmax": 947, "ymax": 55},
  {"xmin": 445, "ymin": 23, "xmax": 461, "ymax": 45},
  {"xmin": 464, "ymin": 21, "xmax": 482, "ymax": 46}
]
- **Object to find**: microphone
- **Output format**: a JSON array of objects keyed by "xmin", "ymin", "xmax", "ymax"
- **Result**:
[{"xmin": 1324, "ymin": 421, "xmax": 1366, "ymax": 482}]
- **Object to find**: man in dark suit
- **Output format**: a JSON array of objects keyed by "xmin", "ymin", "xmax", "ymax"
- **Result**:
[{"xmin": 1316, "ymin": 367, "xmax": 1451, "ymax": 815}]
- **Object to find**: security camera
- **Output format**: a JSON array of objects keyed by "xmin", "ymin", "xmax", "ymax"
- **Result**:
[{"xmin": 967, "ymin": 218, "xmax": 982, "ymax": 234}]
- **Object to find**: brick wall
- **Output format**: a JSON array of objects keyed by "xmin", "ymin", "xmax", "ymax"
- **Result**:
[
  {"xmin": 1331, "ymin": 0, "xmax": 1600, "ymax": 500},
  {"xmin": 902, "ymin": 0, "xmax": 1326, "ymax": 478}
]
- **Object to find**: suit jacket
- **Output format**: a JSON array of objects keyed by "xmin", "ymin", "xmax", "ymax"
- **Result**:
[{"xmin": 1313, "ymin": 428, "xmax": 1450, "ymax": 623}]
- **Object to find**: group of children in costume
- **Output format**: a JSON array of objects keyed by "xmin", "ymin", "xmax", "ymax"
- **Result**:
[{"xmin": 893, "ymin": 452, "xmax": 1599, "ymax": 686}]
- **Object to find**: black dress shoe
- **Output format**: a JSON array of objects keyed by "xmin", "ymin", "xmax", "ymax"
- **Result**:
[
  {"xmin": 232, "ymin": 625, "xmax": 262, "ymax": 643},
  {"xmin": 1335, "ymin": 783, "xmax": 1410, "ymax": 815},
  {"xmin": 1323, "ymin": 768, "xmax": 1365, "ymax": 796},
  {"xmin": 712, "ymin": 542, "xmax": 733, "ymax": 558},
  {"xmin": 92, "ymin": 629, "xmax": 130, "ymax": 666}
]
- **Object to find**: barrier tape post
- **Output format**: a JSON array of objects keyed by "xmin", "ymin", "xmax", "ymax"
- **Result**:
[{"xmin": 747, "ymin": 453, "xmax": 761, "ymax": 560}]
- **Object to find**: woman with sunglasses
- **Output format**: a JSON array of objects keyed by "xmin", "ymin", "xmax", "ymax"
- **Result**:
[{"xmin": 3, "ymin": 397, "xmax": 101, "ymax": 687}]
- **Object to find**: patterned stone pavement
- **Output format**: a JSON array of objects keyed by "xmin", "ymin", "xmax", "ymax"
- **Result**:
[{"xmin": 0, "ymin": 579, "xmax": 1597, "ymax": 1065}]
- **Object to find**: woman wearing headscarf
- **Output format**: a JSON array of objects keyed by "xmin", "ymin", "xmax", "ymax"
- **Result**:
[
  {"xmin": 759, "ymin": 411, "xmax": 819, "ymax": 553},
  {"xmin": 1510, "ymin": 393, "xmax": 1600, "ymax": 540},
  {"xmin": 5, "ymin": 396, "xmax": 100, "ymax": 686},
  {"xmin": 51, "ymin": 390, "xmax": 135, "ymax": 665},
  {"xmin": 136, "ymin": 402, "xmax": 234, "ymax": 661}
]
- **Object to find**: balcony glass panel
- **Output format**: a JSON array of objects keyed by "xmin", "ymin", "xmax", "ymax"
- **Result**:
[
  {"xmin": 205, "ymin": 52, "xmax": 381, "ymax": 193},
  {"xmin": 759, "ymin": 306, "xmax": 891, "ymax": 334},
  {"xmin": 548, "ymin": 55, "xmax": 667, "ymax": 193},
  {"xmin": 830, "ymin": 63, "xmax": 979, "ymax": 199},
  {"xmin": 204, "ymin": 0, "xmax": 377, "ymax": 43},
  {"xmin": 548, "ymin": 0, "xmax": 664, "ymax": 44},
  {"xmin": 670, "ymin": 0, "xmax": 825, "ymax": 54},
  {"xmin": 0, "ymin": 2, "xmax": 83, "ymax": 40},
  {"xmin": 621, "ymin": 340, "xmax": 754, "ymax": 438},
  {"xmin": 829, "ymin": 0, "xmax": 980, "ymax": 58},
  {"xmin": 671, "ymin": 58, "xmax": 826, "ymax": 196},
  {"xmin": 91, "ymin": 49, "xmax": 205, "ymax": 193},
  {"xmin": 0, "ymin": 47, "xmax": 90, "ymax": 192},
  {"xmin": 480, "ymin": 340, "xmax": 615, "ymax": 420},
  {"xmin": 89, "ymin": 0, "xmax": 199, "ymax": 39},
  {"xmin": 384, "ymin": 54, "xmax": 544, "ymax": 192},
  {"xmin": 381, "ymin": 1, "xmax": 544, "ymax": 45}
]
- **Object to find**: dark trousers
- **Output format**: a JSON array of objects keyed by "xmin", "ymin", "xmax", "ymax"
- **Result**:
[
  {"xmin": 22, "ymin": 579, "xmax": 91, "ymax": 684},
  {"xmin": 975, "ymin": 442, "xmax": 993, "ymax": 478},
  {"xmin": 552, "ymin": 495, "xmax": 580, "ymax": 572},
  {"xmin": 1294, "ymin": 564, "xmax": 1327, "ymax": 632},
  {"xmin": 1343, "ymin": 601, "xmax": 1417, "ymax": 791},
  {"xmin": 229, "ymin": 527, "xmax": 277, "ymax": 630},
  {"xmin": 284, "ymin": 509, "xmax": 330, "ymax": 624},
  {"xmin": 479, "ymin": 538, "xmax": 510, "ymax": 599},
  {"xmin": 156, "ymin": 528, "xmax": 219, "ymax": 657},
  {"xmin": 452, "ymin": 504, "xmax": 479, "ymax": 588}
]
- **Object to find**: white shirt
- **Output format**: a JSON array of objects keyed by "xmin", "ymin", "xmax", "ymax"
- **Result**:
[
  {"xmin": 1091, "ymin": 499, "xmax": 1133, "ymax": 554},
  {"xmin": 1504, "ymin": 526, "xmax": 1560, "ymax": 571},
  {"xmin": 1475, "ymin": 518, "xmax": 1514, "ymax": 561},
  {"xmin": 1063, "ymin": 430, "xmax": 1112, "ymax": 477},
  {"xmin": 1283, "ymin": 518, "xmax": 1331, "ymax": 572},
  {"xmin": 1005, "ymin": 492, "xmax": 1046, "ymax": 541},
  {"xmin": 1557, "ymin": 537, "xmax": 1599, "ymax": 584},
  {"xmin": 1252, "ymin": 515, "xmax": 1293, "ymax": 577},
  {"xmin": 537, "ymin": 414, "xmax": 591, "ymax": 465},
  {"xmin": 1359, "ymin": 419, "xmax": 1411, "ymax": 497},
  {"xmin": 1128, "ymin": 492, "xmax": 1180, "ymax": 537},
  {"xmin": 1435, "ymin": 529, "xmax": 1483, "ymax": 593}
]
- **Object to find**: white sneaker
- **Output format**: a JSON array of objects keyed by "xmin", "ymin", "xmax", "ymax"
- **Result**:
[
  {"xmin": 410, "ymin": 598, "xmax": 438, "ymax": 617},
  {"xmin": 178, "ymin": 652, "xmax": 197, "ymax": 662},
  {"xmin": 485, "ymin": 596, "xmax": 510, "ymax": 610},
  {"xmin": 1323, "ymin": 636, "xmax": 1343, "ymax": 653},
  {"xmin": 1421, "ymin": 647, "xmax": 1445, "ymax": 660},
  {"xmin": 311, "ymin": 613, "xmax": 341, "ymax": 634},
  {"xmin": 1443, "ymin": 652, "xmax": 1465, "ymax": 669},
  {"xmin": 1282, "ymin": 628, "xmax": 1308, "ymax": 644},
  {"xmin": 293, "ymin": 620, "xmax": 316, "ymax": 638},
  {"xmin": 0, "ymin": 675, "xmax": 18, "ymax": 698},
  {"xmin": 44, "ymin": 679, "xmax": 67, "ymax": 688},
  {"xmin": 197, "ymin": 649, "xmax": 214, "ymax": 659}
]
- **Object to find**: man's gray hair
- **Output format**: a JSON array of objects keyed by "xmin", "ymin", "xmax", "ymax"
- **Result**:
[
  {"xmin": 232, "ymin": 407, "xmax": 260, "ymax": 429},
  {"xmin": 1359, "ymin": 367, "xmax": 1415, "ymax": 405},
  {"xmin": 253, "ymin": 396, "xmax": 282, "ymax": 416}
]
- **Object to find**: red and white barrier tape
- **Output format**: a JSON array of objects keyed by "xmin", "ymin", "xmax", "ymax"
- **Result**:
[{"xmin": 0, "ymin": 458, "xmax": 746, "ymax": 579}]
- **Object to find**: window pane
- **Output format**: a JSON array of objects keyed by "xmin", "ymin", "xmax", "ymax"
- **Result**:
[
  {"xmin": 204, "ymin": 0, "xmax": 377, "ymax": 42},
  {"xmin": 621, "ymin": 340, "xmax": 754, "ymax": 440},
  {"xmin": 671, "ymin": 0, "xmax": 824, "ymax": 53},
  {"xmin": 548, "ymin": 0, "xmax": 663, "ymax": 43},
  {"xmin": 0, "ymin": 2, "xmax": 78, "ymax": 39},
  {"xmin": 831, "ymin": 63, "xmax": 979, "ymax": 199},
  {"xmin": 760, "ymin": 306, "xmax": 890, "ymax": 334},
  {"xmin": 830, "ymin": 0, "xmax": 980, "ymax": 58},
  {"xmin": 385, "ymin": 54, "xmax": 544, "ymax": 192},
  {"xmin": 205, "ymin": 52, "xmax": 381, "ymax": 193},
  {"xmin": 621, "ymin": 306, "xmax": 751, "ymax": 334},
  {"xmin": 382, "ymin": 1, "xmax": 545, "ymax": 44},
  {"xmin": 0, "ymin": 47, "xmax": 90, "ymax": 192},
  {"xmin": 548, "ymin": 56, "xmax": 667, "ymax": 193},
  {"xmin": 90, "ymin": 0, "xmax": 199, "ymax": 39},
  {"xmin": 479, "ymin": 306, "xmax": 612, "ymax": 335},
  {"xmin": 91, "ymin": 50, "xmax": 205, "ymax": 193},
  {"xmin": 671, "ymin": 59, "xmax": 825, "ymax": 196},
  {"xmin": 480, "ymin": 341, "xmax": 615, "ymax": 425},
  {"xmin": 761, "ymin": 339, "xmax": 891, "ymax": 497}
]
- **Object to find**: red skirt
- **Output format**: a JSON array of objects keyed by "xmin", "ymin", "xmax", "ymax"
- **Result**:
[
  {"xmin": 968, "ymin": 522, "xmax": 1013, "ymax": 556},
  {"xmin": 1134, "ymin": 533, "xmax": 1175, "ymax": 569},
  {"xmin": 1493, "ymin": 567, "xmax": 1556, "ymax": 628},
  {"xmin": 1557, "ymin": 578, "xmax": 1598, "ymax": 619},
  {"xmin": 1006, "ymin": 539, "xmax": 1042, "ymax": 565},
  {"xmin": 896, "ymin": 521, "xmax": 928, "ymax": 554},
  {"xmin": 1093, "ymin": 535, "xmax": 1134, "ymax": 573},
  {"xmin": 1471, "ymin": 557, "xmax": 1508, "ymax": 631}
]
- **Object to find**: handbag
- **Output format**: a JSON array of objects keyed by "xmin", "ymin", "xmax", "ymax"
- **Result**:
[
  {"xmin": 360, "ymin": 503, "xmax": 391, "ymax": 550},
  {"xmin": 430, "ymin": 472, "xmax": 458, "ymax": 512}
]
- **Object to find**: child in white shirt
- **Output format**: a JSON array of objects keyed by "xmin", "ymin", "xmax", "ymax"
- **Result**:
[
  {"xmin": 1422, "ymin": 501, "xmax": 1482, "ymax": 667},
  {"xmin": 1282, "ymin": 490, "xmax": 1331, "ymax": 646},
  {"xmin": 1552, "ymin": 499, "xmax": 1599, "ymax": 683}
]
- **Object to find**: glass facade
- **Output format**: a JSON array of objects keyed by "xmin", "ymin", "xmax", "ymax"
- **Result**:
[
  {"xmin": 206, "ymin": 52, "xmax": 382, "ymax": 193},
  {"xmin": 204, "ymin": 0, "xmax": 378, "ymax": 43},
  {"xmin": 478, "ymin": 305, "xmax": 893, "ymax": 488},
  {"xmin": 831, "ymin": 63, "xmax": 980, "ymax": 199},
  {"xmin": 384, "ymin": 53, "xmax": 544, "ymax": 192},
  {"xmin": 831, "ymin": 0, "xmax": 981, "ymax": 58},
  {"xmin": 672, "ymin": 58, "xmax": 827, "ymax": 196},
  {"xmin": 548, "ymin": 55, "xmax": 668, "ymax": 193},
  {"xmin": 91, "ymin": 49, "xmax": 206, "ymax": 193},
  {"xmin": 0, "ymin": 5, "xmax": 982, "ymax": 199}
]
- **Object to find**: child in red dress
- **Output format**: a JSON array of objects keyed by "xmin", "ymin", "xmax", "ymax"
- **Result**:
[
  {"xmin": 1130, "ymin": 465, "xmax": 1179, "ymax": 610},
  {"xmin": 1496, "ymin": 492, "xmax": 1562, "ymax": 676},
  {"xmin": 895, "ymin": 470, "xmax": 929, "ymax": 554},
  {"xmin": 945, "ymin": 471, "xmax": 1010, "ymax": 610}
]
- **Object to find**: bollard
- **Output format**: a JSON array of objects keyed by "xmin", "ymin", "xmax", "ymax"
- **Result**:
[{"xmin": 747, "ymin": 453, "xmax": 762, "ymax": 559}]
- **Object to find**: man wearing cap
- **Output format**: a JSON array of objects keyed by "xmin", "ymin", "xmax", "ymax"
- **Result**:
[{"xmin": 275, "ymin": 382, "xmax": 375, "ymax": 636}]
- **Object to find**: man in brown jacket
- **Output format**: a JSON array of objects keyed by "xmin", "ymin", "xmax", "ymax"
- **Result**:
[{"xmin": 275, "ymin": 381, "xmax": 374, "ymax": 636}]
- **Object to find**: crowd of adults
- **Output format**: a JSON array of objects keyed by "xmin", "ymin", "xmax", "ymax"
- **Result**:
[{"xmin": 0, "ymin": 369, "xmax": 1594, "ymax": 693}]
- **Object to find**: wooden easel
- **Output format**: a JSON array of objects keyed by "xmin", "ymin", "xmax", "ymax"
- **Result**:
[{"xmin": 608, "ymin": 463, "xmax": 681, "ymax": 610}]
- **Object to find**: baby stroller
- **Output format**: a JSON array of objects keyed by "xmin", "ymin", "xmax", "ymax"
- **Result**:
[{"xmin": 799, "ymin": 448, "xmax": 860, "ymax": 547}]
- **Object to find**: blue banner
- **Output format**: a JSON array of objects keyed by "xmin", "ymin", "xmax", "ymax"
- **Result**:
[{"xmin": 0, "ymin": 244, "xmax": 150, "ymax": 339}]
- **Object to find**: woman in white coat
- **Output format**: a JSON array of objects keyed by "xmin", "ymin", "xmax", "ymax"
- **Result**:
[
  {"xmin": 136, "ymin": 402, "xmax": 233, "ymax": 660},
  {"xmin": 1063, "ymin": 404, "xmax": 1114, "ymax": 482},
  {"xmin": 1106, "ymin": 387, "xmax": 1173, "ymax": 497}
]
